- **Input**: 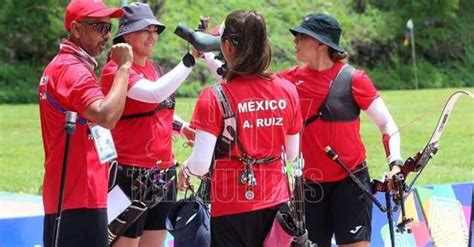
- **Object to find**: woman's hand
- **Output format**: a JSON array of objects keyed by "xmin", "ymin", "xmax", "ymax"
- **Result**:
[
  {"xmin": 177, "ymin": 167, "xmax": 191, "ymax": 191},
  {"xmin": 385, "ymin": 164, "xmax": 407, "ymax": 200},
  {"xmin": 182, "ymin": 124, "xmax": 196, "ymax": 147},
  {"xmin": 191, "ymin": 47, "xmax": 204, "ymax": 59}
]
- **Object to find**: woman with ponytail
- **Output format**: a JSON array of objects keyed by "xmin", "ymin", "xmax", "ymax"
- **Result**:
[{"xmin": 179, "ymin": 10, "xmax": 303, "ymax": 247}]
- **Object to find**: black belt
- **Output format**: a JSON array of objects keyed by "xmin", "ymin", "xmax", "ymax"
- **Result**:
[
  {"xmin": 120, "ymin": 97, "xmax": 175, "ymax": 120},
  {"xmin": 116, "ymin": 163, "xmax": 176, "ymax": 174},
  {"xmin": 351, "ymin": 161, "xmax": 367, "ymax": 173},
  {"xmin": 229, "ymin": 156, "xmax": 280, "ymax": 165},
  {"xmin": 120, "ymin": 107, "xmax": 161, "ymax": 120}
]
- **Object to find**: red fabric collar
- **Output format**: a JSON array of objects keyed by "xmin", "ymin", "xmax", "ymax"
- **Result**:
[{"xmin": 59, "ymin": 39, "xmax": 98, "ymax": 70}]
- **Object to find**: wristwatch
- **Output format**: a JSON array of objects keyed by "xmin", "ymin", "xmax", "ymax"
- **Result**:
[{"xmin": 182, "ymin": 53, "xmax": 195, "ymax": 68}]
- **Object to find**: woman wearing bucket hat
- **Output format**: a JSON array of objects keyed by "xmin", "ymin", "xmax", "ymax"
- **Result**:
[
  {"xmin": 278, "ymin": 13, "xmax": 403, "ymax": 247},
  {"xmin": 100, "ymin": 2, "xmax": 198, "ymax": 247},
  {"xmin": 178, "ymin": 10, "xmax": 303, "ymax": 247}
]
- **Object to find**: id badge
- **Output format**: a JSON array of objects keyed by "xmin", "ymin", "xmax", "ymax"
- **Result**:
[{"xmin": 89, "ymin": 123, "xmax": 117, "ymax": 164}]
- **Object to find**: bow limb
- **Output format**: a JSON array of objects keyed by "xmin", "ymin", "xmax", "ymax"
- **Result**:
[{"xmin": 404, "ymin": 90, "xmax": 473, "ymax": 191}]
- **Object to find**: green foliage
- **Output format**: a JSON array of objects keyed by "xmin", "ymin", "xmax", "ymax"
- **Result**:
[
  {"xmin": 367, "ymin": 47, "xmax": 474, "ymax": 90},
  {"xmin": 176, "ymin": 81, "xmax": 202, "ymax": 97},
  {"xmin": 148, "ymin": 0, "xmax": 320, "ymax": 72},
  {"xmin": 1, "ymin": 0, "xmax": 473, "ymax": 102},
  {"xmin": 0, "ymin": 0, "xmax": 66, "ymax": 103},
  {"xmin": 0, "ymin": 63, "xmax": 41, "ymax": 103},
  {"xmin": 393, "ymin": 0, "xmax": 465, "ymax": 62},
  {"xmin": 351, "ymin": 0, "xmax": 473, "ymax": 89},
  {"xmin": 0, "ymin": 0, "xmax": 65, "ymax": 63}
]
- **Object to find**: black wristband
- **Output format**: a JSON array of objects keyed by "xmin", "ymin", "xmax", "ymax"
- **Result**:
[
  {"xmin": 182, "ymin": 53, "xmax": 195, "ymax": 68},
  {"xmin": 389, "ymin": 159, "xmax": 404, "ymax": 170},
  {"xmin": 172, "ymin": 119, "xmax": 184, "ymax": 132}
]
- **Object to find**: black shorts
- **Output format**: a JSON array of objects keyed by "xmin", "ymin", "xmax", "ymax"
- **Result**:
[
  {"xmin": 43, "ymin": 208, "xmax": 108, "ymax": 247},
  {"xmin": 113, "ymin": 164, "xmax": 177, "ymax": 238},
  {"xmin": 211, "ymin": 205, "xmax": 279, "ymax": 247},
  {"xmin": 304, "ymin": 165, "xmax": 373, "ymax": 245}
]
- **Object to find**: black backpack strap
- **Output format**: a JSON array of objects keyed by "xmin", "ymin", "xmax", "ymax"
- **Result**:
[
  {"xmin": 120, "ymin": 106, "xmax": 161, "ymax": 120},
  {"xmin": 304, "ymin": 64, "xmax": 355, "ymax": 126},
  {"xmin": 120, "ymin": 65, "xmax": 174, "ymax": 121},
  {"xmin": 211, "ymin": 83, "xmax": 238, "ymax": 155},
  {"xmin": 211, "ymin": 83, "xmax": 234, "ymax": 119},
  {"xmin": 196, "ymin": 82, "xmax": 235, "ymax": 205},
  {"xmin": 206, "ymin": 83, "xmax": 282, "ymax": 203},
  {"xmin": 303, "ymin": 111, "xmax": 322, "ymax": 127},
  {"xmin": 211, "ymin": 83, "xmax": 279, "ymax": 163},
  {"xmin": 197, "ymin": 83, "xmax": 236, "ymax": 204}
]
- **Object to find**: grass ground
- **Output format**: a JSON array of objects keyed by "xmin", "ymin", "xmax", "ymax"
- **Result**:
[{"xmin": 0, "ymin": 88, "xmax": 472, "ymax": 195}]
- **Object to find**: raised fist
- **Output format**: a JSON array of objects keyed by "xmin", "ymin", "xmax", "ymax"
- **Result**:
[{"xmin": 110, "ymin": 43, "xmax": 133, "ymax": 67}]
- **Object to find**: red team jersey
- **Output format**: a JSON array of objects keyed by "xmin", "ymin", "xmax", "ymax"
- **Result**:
[
  {"xmin": 279, "ymin": 61, "xmax": 379, "ymax": 182},
  {"xmin": 101, "ymin": 59, "xmax": 174, "ymax": 169},
  {"xmin": 191, "ymin": 75, "xmax": 303, "ymax": 217},
  {"xmin": 38, "ymin": 40, "xmax": 108, "ymax": 214}
]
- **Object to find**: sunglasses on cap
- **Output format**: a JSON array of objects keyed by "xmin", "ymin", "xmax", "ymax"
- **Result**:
[{"xmin": 77, "ymin": 21, "xmax": 113, "ymax": 35}]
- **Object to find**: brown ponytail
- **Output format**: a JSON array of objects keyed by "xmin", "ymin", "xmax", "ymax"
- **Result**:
[
  {"xmin": 221, "ymin": 10, "xmax": 272, "ymax": 80},
  {"xmin": 329, "ymin": 47, "xmax": 348, "ymax": 62}
]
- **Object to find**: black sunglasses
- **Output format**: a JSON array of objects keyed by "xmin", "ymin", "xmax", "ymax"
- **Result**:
[{"xmin": 77, "ymin": 21, "xmax": 112, "ymax": 35}]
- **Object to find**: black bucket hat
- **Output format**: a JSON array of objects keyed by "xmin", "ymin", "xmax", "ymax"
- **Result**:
[
  {"xmin": 290, "ymin": 13, "xmax": 345, "ymax": 52},
  {"xmin": 114, "ymin": 2, "xmax": 165, "ymax": 42}
]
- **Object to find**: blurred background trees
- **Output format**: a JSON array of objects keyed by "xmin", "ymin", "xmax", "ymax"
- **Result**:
[{"xmin": 0, "ymin": 0, "xmax": 472, "ymax": 103}]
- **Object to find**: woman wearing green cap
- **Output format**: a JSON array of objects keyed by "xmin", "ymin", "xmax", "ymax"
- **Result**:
[
  {"xmin": 278, "ymin": 13, "xmax": 403, "ymax": 247},
  {"xmin": 100, "ymin": 2, "xmax": 199, "ymax": 247}
]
